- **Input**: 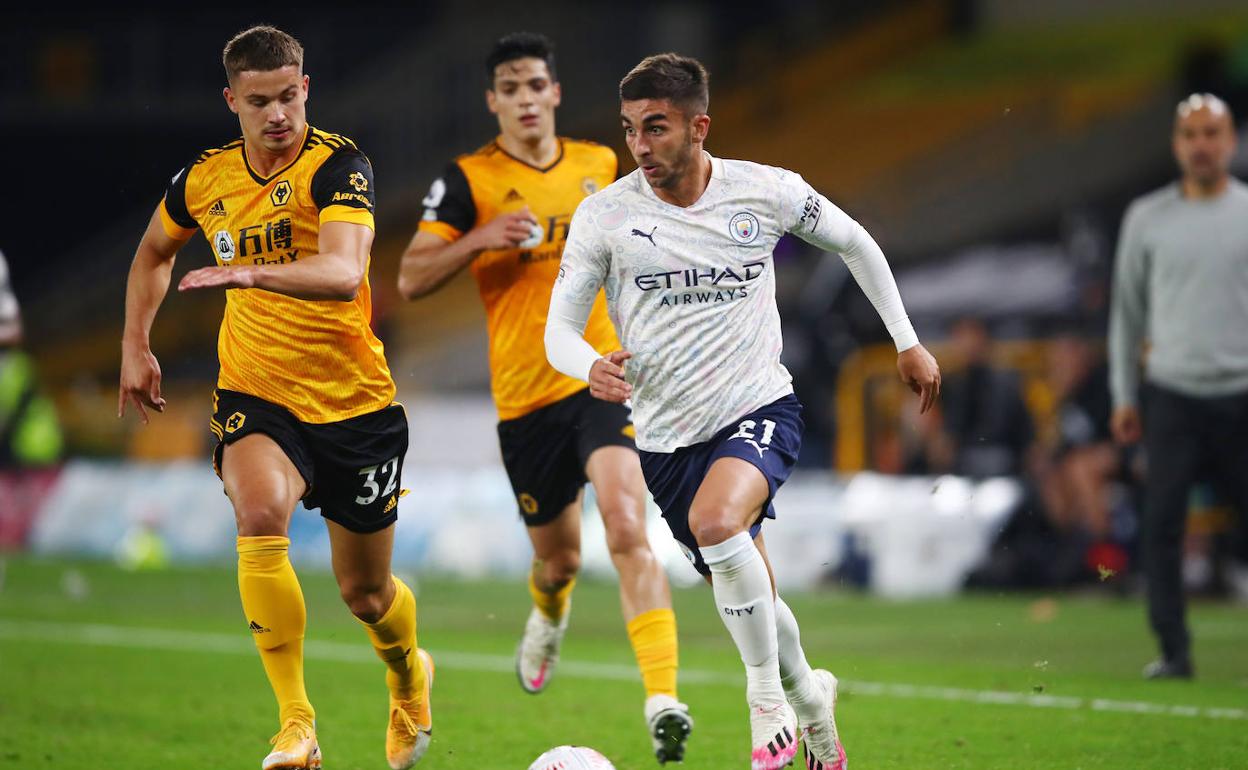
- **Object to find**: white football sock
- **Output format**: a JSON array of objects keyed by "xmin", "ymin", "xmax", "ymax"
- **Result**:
[
  {"xmin": 700, "ymin": 531, "xmax": 784, "ymax": 704},
  {"xmin": 775, "ymin": 594, "xmax": 822, "ymax": 720}
]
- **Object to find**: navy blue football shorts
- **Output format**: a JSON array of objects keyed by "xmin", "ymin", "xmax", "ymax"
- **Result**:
[{"xmin": 639, "ymin": 394, "xmax": 803, "ymax": 575}]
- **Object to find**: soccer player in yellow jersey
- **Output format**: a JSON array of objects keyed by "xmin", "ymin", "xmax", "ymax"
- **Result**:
[
  {"xmin": 119, "ymin": 26, "xmax": 431, "ymax": 770},
  {"xmin": 398, "ymin": 33, "xmax": 692, "ymax": 764}
]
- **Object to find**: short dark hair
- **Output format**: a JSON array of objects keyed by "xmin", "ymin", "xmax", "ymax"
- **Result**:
[
  {"xmin": 223, "ymin": 25, "xmax": 303, "ymax": 83},
  {"xmin": 619, "ymin": 53, "xmax": 709, "ymax": 114},
  {"xmin": 486, "ymin": 32, "xmax": 557, "ymax": 84}
]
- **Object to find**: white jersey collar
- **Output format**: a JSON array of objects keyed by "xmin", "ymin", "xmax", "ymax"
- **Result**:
[{"xmin": 638, "ymin": 150, "xmax": 722, "ymax": 210}]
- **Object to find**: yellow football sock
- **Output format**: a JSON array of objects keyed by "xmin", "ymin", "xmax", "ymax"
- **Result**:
[
  {"xmin": 360, "ymin": 575, "xmax": 424, "ymax": 701},
  {"xmin": 528, "ymin": 569, "xmax": 575, "ymax": 623},
  {"xmin": 237, "ymin": 536, "xmax": 314, "ymax": 725},
  {"xmin": 627, "ymin": 607, "xmax": 679, "ymax": 699}
]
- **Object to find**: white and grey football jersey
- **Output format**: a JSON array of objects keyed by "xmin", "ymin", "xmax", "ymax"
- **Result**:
[{"xmin": 548, "ymin": 154, "xmax": 916, "ymax": 453}]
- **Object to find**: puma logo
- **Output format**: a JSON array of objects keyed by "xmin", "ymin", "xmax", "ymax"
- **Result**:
[
  {"xmin": 745, "ymin": 439, "xmax": 770, "ymax": 458},
  {"xmin": 631, "ymin": 226, "xmax": 657, "ymax": 246}
]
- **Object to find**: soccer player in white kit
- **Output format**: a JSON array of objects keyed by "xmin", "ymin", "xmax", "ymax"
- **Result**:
[{"xmin": 545, "ymin": 54, "xmax": 941, "ymax": 770}]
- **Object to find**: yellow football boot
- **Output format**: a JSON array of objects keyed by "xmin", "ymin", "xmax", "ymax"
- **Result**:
[
  {"xmin": 262, "ymin": 717, "xmax": 320, "ymax": 770},
  {"xmin": 386, "ymin": 648, "xmax": 434, "ymax": 769}
]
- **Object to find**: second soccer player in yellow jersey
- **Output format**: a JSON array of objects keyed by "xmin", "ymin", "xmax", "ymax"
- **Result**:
[
  {"xmin": 120, "ymin": 26, "xmax": 431, "ymax": 770},
  {"xmin": 397, "ymin": 32, "xmax": 692, "ymax": 764}
]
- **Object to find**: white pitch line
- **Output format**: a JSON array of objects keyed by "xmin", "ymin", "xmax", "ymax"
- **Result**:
[{"xmin": 0, "ymin": 619, "xmax": 1243, "ymax": 722}]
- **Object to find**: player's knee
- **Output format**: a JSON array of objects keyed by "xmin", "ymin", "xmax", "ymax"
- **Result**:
[
  {"xmin": 600, "ymin": 501, "xmax": 648, "ymax": 556},
  {"xmin": 339, "ymin": 578, "xmax": 391, "ymax": 623},
  {"xmin": 233, "ymin": 500, "xmax": 290, "ymax": 537},
  {"xmin": 689, "ymin": 506, "xmax": 744, "ymax": 548},
  {"xmin": 540, "ymin": 549, "xmax": 581, "ymax": 587}
]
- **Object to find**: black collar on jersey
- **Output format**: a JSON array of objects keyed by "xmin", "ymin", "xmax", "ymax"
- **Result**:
[
  {"xmin": 241, "ymin": 125, "xmax": 313, "ymax": 185},
  {"xmin": 494, "ymin": 138, "xmax": 565, "ymax": 173}
]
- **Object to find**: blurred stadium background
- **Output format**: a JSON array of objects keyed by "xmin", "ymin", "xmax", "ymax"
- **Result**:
[{"xmin": 3, "ymin": 1, "xmax": 1248, "ymax": 768}]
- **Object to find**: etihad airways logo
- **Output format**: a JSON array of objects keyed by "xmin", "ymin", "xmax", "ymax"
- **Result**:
[
  {"xmin": 634, "ymin": 261, "xmax": 765, "ymax": 291},
  {"xmin": 638, "ymin": 261, "xmax": 766, "ymax": 308}
]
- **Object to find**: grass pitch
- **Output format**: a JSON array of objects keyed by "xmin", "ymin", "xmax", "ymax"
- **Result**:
[{"xmin": 1, "ymin": 555, "xmax": 1245, "ymax": 769}]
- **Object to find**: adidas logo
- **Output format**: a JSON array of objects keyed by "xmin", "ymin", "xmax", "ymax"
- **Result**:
[
  {"xmin": 766, "ymin": 725, "xmax": 795, "ymax": 760},
  {"xmin": 208, "ymin": 199, "xmax": 227, "ymax": 216},
  {"xmin": 248, "ymin": 619, "xmax": 271, "ymax": 634},
  {"xmin": 503, "ymin": 188, "xmax": 524, "ymax": 203},
  {"xmin": 383, "ymin": 494, "xmax": 398, "ymax": 514}
]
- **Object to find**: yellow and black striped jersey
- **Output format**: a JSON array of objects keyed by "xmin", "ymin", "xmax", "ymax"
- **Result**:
[
  {"xmin": 158, "ymin": 125, "xmax": 395, "ymax": 424},
  {"xmin": 418, "ymin": 138, "xmax": 619, "ymax": 420}
]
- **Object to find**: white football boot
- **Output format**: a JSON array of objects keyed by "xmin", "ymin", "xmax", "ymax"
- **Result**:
[
  {"xmin": 800, "ymin": 670, "xmax": 846, "ymax": 770},
  {"xmin": 515, "ymin": 605, "xmax": 570, "ymax": 694},
  {"xmin": 749, "ymin": 700, "xmax": 799, "ymax": 770}
]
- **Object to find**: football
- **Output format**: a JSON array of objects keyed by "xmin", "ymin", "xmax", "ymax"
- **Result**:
[{"xmin": 527, "ymin": 745, "xmax": 616, "ymax": 770}]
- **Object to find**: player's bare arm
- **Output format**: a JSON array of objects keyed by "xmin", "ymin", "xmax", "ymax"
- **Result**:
[
  {"xmin": 897, "ymin": 343, "xmax": 941, "ymax": 414},
  {"xmin": 119, "ymin": 207, "xmax": 190, "ymax": 423},
  {"xmin": 397, "ymin": 208, "xmax": 538, "ymax": 300},
  {"xmin": 178, "ymin": 220, "xmax": 371, "ymax": 301}
]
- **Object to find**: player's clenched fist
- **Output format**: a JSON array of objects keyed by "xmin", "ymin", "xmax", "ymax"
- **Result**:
[
  {"xmin": 588, "ymin": 350, "xmax": 633, "ymax": 403},
  {"xmin": 471, "ymin": 207, "xmax": 540, "ymax": 252}
]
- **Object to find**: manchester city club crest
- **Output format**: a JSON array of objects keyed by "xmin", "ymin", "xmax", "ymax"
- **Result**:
[{"xmin": 729, "ymin": 211, "xmax": 760, "ymax": 244}]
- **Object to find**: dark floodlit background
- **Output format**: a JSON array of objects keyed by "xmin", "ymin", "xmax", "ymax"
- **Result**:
[
  {"xmin": 4, "ymin": 0, "xmax": 1247, "ymax": 616},
  {"xmin": 4, "ymin": 2, "xmax": 1248, "ymax": 767}
]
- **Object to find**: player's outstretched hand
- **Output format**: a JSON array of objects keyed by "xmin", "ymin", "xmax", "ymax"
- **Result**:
[
  {"xmin": 118, "ymin": 344, "xmax": 166, "ymax": 423},
  {"xmin": 589, "ymin": 350, "xmax": 633, "ymax": 403},
  {"xmin": 178, "ymin": 266, "xmax": 255, "ymax": 293},
  {"xmin": 898, "ymin": 344, "xmax": 941, "ymax": 414},
  {"xmin": 473, "ymin": 207, "xmax": 540, "ymax": 251}
]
